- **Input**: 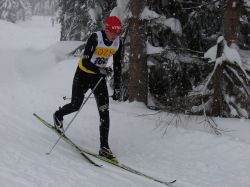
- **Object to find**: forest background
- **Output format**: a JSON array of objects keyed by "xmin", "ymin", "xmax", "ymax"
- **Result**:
[{"xmin": 1, "ymin": 0, "xmax": 250, "ymax": 121}]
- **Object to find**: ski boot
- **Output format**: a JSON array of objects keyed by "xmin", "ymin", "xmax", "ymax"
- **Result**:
[
  {"xmin": 99, "ymin": 146, "xmax": 117, "ymax": 161},
  {"xmin": 53, "ymin": 112, "xmax": 64, "ymax": 133}
]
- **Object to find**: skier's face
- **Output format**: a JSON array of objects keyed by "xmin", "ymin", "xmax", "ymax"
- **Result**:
[{"xmin": 105, "ymin": 30, "xmax": 120, "ymax": 41}]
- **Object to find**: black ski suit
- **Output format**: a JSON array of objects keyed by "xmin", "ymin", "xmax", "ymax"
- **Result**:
[{"xmin": 55, "ymin": 30, "xmax": 122, "ymax": 148}]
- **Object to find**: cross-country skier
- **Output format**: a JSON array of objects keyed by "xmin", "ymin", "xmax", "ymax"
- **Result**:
[{"xmin": 53, "ymin": 16, "xmax": 122, "ymax": 159}]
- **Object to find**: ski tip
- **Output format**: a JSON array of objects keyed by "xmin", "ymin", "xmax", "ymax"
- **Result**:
[
  {"xmin": 165, "ymin": 180, "xmax": 176, "ymax": 186},
  {"xmin": 96, "ymin": 164, "xmax": 103, "ymax": 168},
  {"xmin": 171, "ymin": 180, "xmax": 176, "ymax": 183}
]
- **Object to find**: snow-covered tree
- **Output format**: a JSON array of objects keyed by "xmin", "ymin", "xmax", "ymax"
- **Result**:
[
  {"xmin": 0, "ymin": 0, "xmax": 17, "ymax": 22},
  {"xmin": 19, "ymin": 0, "xmax": 32, "ymax": 20},
  {"xmin": 139, "ymin": 1, "xmax": 249, "ymax": 118},
  {"xmin": 28, "ymin": 0, "xmax": 58, "ymax": 16},
  {"xmin": 0, "ymin": 0, "xmax": 32, "ymax": 22},
  {"xmin": 58, "ymin": 0, "xmax": 116, "ymax": 41},
  {"xmin": 239, "ymin": 0, "xmax": 250, "ymax": 49},
  {"xmin": 62, "ymin": 0, "xmax": 250, "ymax": 118},
  {"xmin": 191, "ymin": 36, "xmax": 250, "ymax": 118}
]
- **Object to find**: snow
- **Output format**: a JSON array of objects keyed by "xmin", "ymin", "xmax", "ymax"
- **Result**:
[
  {"xmin": 204, "ymin": 37, "xmax": 242, "ymax": 65},
  {"xmin": 245, "ymin": 0, "xmax": 250, "ymax": 6},
  {"xmin": 88, "ymin": 8, "xmax": 97, "ymax": 23},
  {"xmin": 239, "ymin": 49, "xmax": 250, "ymax": 70},
  {"xmin": 146, "ymin": 41, "xmax": 163, "ymax": 55},
  {"xmin": 204, "ymin": 36, "xmax": 250, "ymax": 80},
  {"xmin": 110, "ymin": 0, "xmax": 130, "ymax": 22},
  {"xmin": 140, "ymin": 7, "xmax": 182, "ymax": 35},
  {"xmin": 112, "ymin": 3, "xmax": 183, "ymax": 36},
  {"xmin": 156, "ymin": 17, "xmax": 182, "ymax": 35},
  {"xmin": 140, "ymin": 6, "xmax": 161, "ymax": 20},
  {"xmin": 0, "ymin": 16, "xmax": 250, "ymax": 187}
]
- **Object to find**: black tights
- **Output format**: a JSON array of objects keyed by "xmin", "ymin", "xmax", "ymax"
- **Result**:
[{"xmin": 56, "ymin": 67, "xmax": 110, "ymax": 148}]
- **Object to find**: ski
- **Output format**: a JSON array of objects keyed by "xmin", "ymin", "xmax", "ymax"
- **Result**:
[
  {"xmin": 33, "ymin": 113, "xmax": 176, "ymax": 186},
  {"xmin": 33, "ymin": 113, "xmax": 102, "ymax": 167},
  {"xmin": 77, "ymin": 146, "xmax": 176, "ymax": 186}
]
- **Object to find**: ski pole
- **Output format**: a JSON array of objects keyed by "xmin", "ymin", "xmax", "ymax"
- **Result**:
[
  {"xmin": 46, "ymin": 77, "xmax": 104, "ymax": 155},
  {"xmin": 63, "ymin": 95, "xmax": 112, "ymax": 100}
]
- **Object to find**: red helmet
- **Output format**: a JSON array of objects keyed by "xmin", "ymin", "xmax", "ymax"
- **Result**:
[{"xmin": 104, "ymin": 16, "xmax": 122, "ymax": 33}]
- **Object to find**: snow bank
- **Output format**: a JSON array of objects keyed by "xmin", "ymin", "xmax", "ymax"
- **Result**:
[
  {"xmin": 0, "ymin": 19, "xmax": 27, "ymax": 49},
  {"xmin": 0, "ymin": 16, "xmax": 60, "ymax": 50}
]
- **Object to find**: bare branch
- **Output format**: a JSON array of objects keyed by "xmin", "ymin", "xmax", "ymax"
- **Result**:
[{"xmin": 181, "ymin": 0, "xmax": 221, "ymax": 10}]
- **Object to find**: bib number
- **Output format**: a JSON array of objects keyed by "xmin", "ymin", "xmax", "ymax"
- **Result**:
[{"xmin": 94, "ymin": 58, "xmax": 108, "ymax": 66}]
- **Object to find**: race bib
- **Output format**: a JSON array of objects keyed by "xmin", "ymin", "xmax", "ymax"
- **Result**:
[{"xmin": 94, "ymin": 47, "xmax": 116, "ymax": 58}]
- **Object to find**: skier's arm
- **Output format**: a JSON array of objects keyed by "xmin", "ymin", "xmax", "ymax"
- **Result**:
[
  {"xmin": 81, "ymin": 33, "xmax": 100, "ymax": 73},
  {"xmin": 112, "ymin": 40, "xmax": 122, "ymax": 100}
]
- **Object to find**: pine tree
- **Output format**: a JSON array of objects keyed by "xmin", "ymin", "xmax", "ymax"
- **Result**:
[
  {"xmin": 28, "ymin": 0, "xmax": 58, "ymax": 16},
  {"xmin": 59, "ymin": 0, "xmax": 250, "ymax": 118},
  {"xmin": 58, "ymin": 0, "xmax": 115, "ymax": 41},
  {"xmin": 0, "ymin": 0, "xmax": 18, "ymax": 22},
  {"xmin": 127, "ymin": 0, "xmax": 148, "ymax": 104},
  {"xmin": 19, "ymin": 0, "xmax": 32, "ymax": 21},
  {"xmin": 0, "ymin": 0, "xmax": 31, "ymax": 22},
  {"xmin": 124, "ymin": 0, "xmax": 250, "ymax": 118}
]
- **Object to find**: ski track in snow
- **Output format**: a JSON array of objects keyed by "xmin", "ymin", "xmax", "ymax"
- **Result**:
[{"xmin": 0, "ymin": 16, "xmax": 249, "ymax": 187}]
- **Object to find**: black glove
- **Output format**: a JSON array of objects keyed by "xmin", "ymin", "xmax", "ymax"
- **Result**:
[
  {"xmin": 112, "ymin": 89, "xmax": 120, "ymax": 101},
  {"xmin": 99, "ymin": 67, "xmax": 113, "ymax": 77}
]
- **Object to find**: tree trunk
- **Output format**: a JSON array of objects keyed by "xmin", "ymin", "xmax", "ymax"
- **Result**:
[
  {"xmin": 224, "ymin": 0, "xmax": 241, "ymax": 45},
  {"xmin": 212, "ymin": 40, "xmax": 224, "ymax": 116},
  {"xmin": 128, "ymin": 0, "xmax": 147, "ymax": 104}
]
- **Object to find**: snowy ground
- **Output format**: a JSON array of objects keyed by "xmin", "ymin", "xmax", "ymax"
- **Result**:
[{"xmin": 0, "ymin": 16, "xmax": 250, "ymax": 187}]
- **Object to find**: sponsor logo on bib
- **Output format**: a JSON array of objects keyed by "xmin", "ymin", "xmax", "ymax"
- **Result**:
[{"xmin": 94, "ymin": 47, "xmax": 116, "ymax": 58}]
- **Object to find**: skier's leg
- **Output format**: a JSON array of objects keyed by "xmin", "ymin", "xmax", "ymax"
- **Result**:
[
  {"xmin": 92, "ymin": 77, "xmax": 110, "ymax": 149},
  {"xmin": 54, "ymin": 68, "xmax": 90, "ymax": 121},
  {"xmin": 93, "ymin": 76, "xmax": 115, "ymax": 159}
]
